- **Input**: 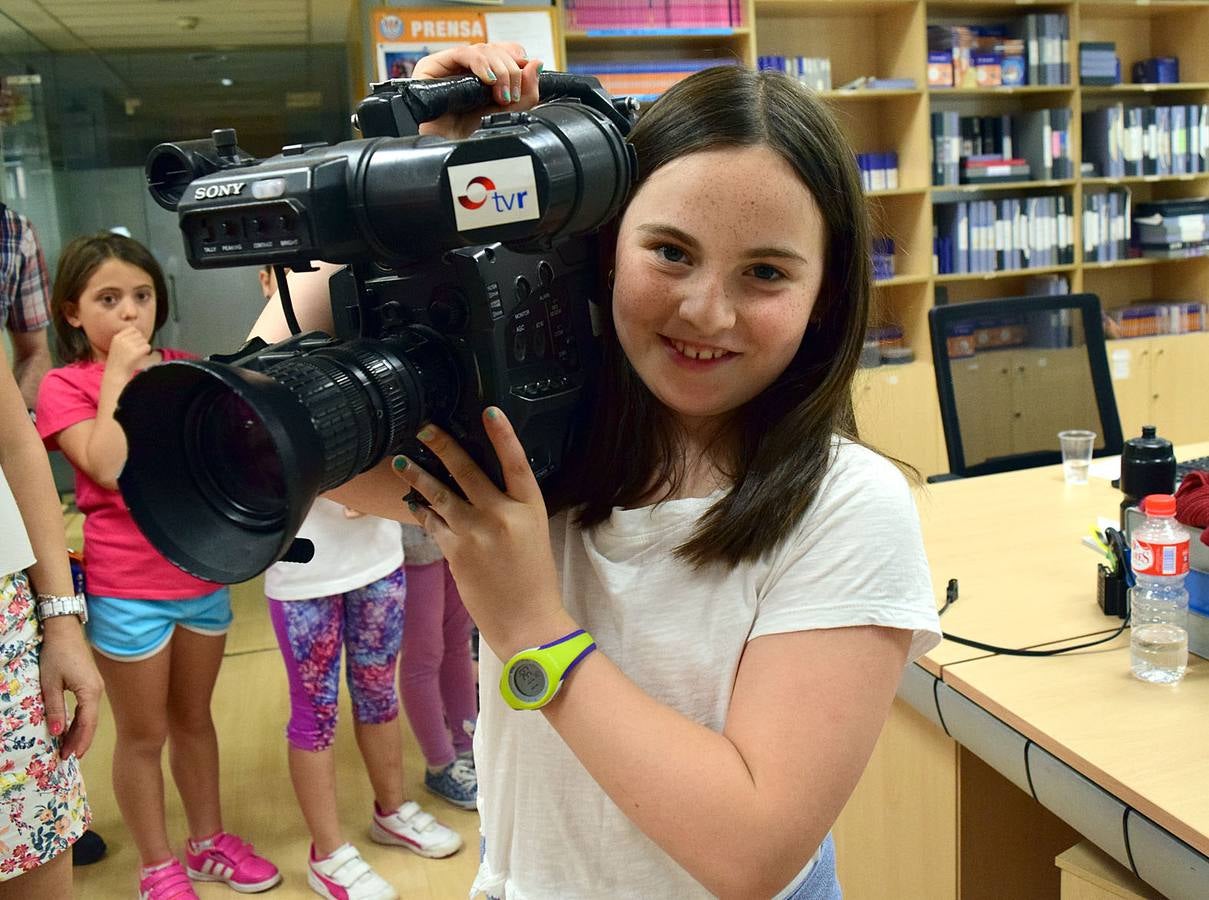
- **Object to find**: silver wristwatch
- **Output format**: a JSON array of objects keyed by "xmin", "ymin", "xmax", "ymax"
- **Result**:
[{"xmin": 35, "ymin": 593, "xmax": 88, "ymax": 625}]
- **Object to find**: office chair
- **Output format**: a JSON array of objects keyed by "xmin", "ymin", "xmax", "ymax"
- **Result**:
[{"xmin": 928, "ymin": 292, "xmax": 1124, "ymax": 478}]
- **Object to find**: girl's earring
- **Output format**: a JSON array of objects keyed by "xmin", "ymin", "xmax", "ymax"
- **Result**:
[{"xmin": 606, "ymin": 269, "xmax": 615, "ymax": 292}]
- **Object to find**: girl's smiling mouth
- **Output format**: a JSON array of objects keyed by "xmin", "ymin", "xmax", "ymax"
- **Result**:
[{"xmin": 663, "ymin": 336, "xmax": 736, "ymax": 363}]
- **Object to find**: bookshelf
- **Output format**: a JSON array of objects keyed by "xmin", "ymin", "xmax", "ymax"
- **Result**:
[{"xmin": 553, "ymin": 1, "xmax": 1209, "ymax": 476}]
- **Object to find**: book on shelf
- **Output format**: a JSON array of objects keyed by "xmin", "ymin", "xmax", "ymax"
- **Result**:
[
  {"xmin": 933, "ymin": 193, "xmax": 1073, "ymax": 275},
  {"xmin": 930, "ymin": 108, "xmax": 1072, "ymax": 185},
  {"xmin": 1079, "ymin": 41, "xmax": 1120, "ymax": 86},
  {"xmin": 931, "ymin": 110, "xmax": 962, "ymax": 185},
  {"xmin": 961, "ymin": 157, "xmax": 1030, "ymax": 184},
  {"xmin": 1108, "ymin": 301, "xmax": 1206, "ymax": 338},
  {"xmin": 567, "ymin": 58, "xmax": 728, "ymax": 98},
  {"xmin": 926, "ymin": 24, "xmax": 1027, "ymax": 89},
  {"xmin": 567, "ymin": 0, "xmax": 743, "ymax": 30},
  {"xmin": 929, "ymin": 14, "xmax": 1066, "ymax": 88},
  {"xmin": 1130, "ymin": 198, "xmax": 1209, "ymax": 258},
  {"xmin": 1081, "ymin": 103, "xmax": 1209, "ymax": 178},
  {"xmin": 1083, "ymin": 187, "xmax": 1132, "ymax": 263},
  {"xmin": 756, "ymin": 56, "xmax": 831, "ymax": 92}
]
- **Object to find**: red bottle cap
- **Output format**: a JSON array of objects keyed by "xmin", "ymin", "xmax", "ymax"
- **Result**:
[{"xmin": 1143, "ymin": 494, "xmax": 1176, "ymax": 516}]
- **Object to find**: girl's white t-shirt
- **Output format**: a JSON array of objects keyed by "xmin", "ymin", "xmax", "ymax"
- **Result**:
[
  {"xmin": 0, "ymin": 466, "xmax": 35, "ymax": 579},
  {"xmin": 472, "ymin": 440, "xmax": 942, "ymax": 899},
  {"xmin": 263, "ymin": 497, "xmax": 404, "ymax": 600}
]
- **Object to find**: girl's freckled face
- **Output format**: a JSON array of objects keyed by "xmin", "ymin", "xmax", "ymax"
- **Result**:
[{"xmin": 611, "ymin": 145, "xmax": 827, "ymax": 433}]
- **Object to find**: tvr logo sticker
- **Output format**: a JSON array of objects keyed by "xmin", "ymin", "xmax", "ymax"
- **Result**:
[{"xmin": 449, "ymin": 158, "xmax": 540, "ymax": 231}]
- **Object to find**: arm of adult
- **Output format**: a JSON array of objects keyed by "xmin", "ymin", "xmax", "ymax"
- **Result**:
[
  {"xmin": 9, "ymin": 326, "xmax": 52, "ymax": 410},
  {"xmin": 50, "ymin": 327, "xmax": 153, "ymax": 491},
  {"xmin": 0, "ymin": 341, "xmax": 103, "ymax": 758},
  {"xmin": 400, "ymin": 414, "xmax": 932, "ymax": 898},
  {"xmin": 247, "ymin": 263, "xmax": 415, "ymax": 521}
]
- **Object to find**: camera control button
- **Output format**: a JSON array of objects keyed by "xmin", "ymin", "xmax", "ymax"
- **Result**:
[
  {"xmin": 514, "ymin": 276, "xmax": 531, "ymax": 301},
  {"xmin": 484, "ymin": 112, "xmax": 532, "ymax": 128},
  {"xmin": 537, "ymin": 261, "xmax": 554, "ymax": 287}
]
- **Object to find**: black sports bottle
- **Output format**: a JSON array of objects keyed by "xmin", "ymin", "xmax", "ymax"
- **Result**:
[{"xmin": 1119, "ymin": 425, "xmax": 1176, "ymax": 528}]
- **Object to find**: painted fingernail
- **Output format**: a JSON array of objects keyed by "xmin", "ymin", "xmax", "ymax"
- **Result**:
[
  {"xmin": 485, "ymin": 68, "xmax": 497, "ymax": 83},
  {"xmin": 486, "ymin": 407, "xmax": 500, "ymax": 420},
  {"xmin": 417, "ymin": 427, "xmax": 435, "ymax": 442},
  {"xmin": 392, "ymin": 455, "xmax": 408, "ymax": 472},
  {"xmin": 502, "ymin": 87, "xmax": 512, "ymax": 104},
  {"xmin": 50, "ymin": 721, "xmax": 63, "ymax": 736},
  {"xmin": 538, "ymin": 63, "xmax": 544, "ymax": 73}
]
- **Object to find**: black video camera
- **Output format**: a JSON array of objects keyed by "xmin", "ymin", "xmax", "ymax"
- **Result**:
[{"xmin": 116, "ymin": 74, "xmax": 638, "ymax": 583}]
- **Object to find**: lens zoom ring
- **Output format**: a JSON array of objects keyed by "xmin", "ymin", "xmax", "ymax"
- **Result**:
[
  {"xmin": 345, "ymin": 345, "xmax": 419, "ymax": 455},
  {"xmin": 272, "ymin": 357, "xmax": 372, "ymax": 487}
]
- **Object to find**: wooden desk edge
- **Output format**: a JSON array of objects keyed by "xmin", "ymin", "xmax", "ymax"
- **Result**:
[{"xmin": 941, "ymin": 664, "xmax": 1209, "ymax": 858}]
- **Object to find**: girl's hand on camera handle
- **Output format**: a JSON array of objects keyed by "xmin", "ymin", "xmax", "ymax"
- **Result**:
[
  {"xmin": 391, "ymin": 408, "xmax": 569, "ymax": 658},
  {"xmin": 413, "ymin": 42, "xmax": 542, "ymax": 140}
]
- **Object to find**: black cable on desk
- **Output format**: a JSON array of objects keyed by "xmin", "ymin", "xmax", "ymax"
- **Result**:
[{"xmin": 936, "ymin": 578, "xmax": 1131, "ymax": 657}]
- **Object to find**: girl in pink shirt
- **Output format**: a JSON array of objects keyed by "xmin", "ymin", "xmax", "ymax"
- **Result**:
[{"xmin": 36, "ymin": 233, "xmax": 278, "ymax": 900}]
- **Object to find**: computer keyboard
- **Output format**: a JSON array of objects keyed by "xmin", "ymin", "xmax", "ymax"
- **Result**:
[{"xmin": 1177, "ymin": 455, "xmax": 1209, "ymax": 483}]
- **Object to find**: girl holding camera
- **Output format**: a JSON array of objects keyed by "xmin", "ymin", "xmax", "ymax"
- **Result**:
[{"xmin": 255, "ymin": 44, "xmax": 941, "ymax": 898}]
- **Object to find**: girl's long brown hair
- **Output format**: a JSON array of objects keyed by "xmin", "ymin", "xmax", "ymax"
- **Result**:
[
  {"xmin": 51, "ymin": 232, "xmax": 170, "ymax": 363},
  {"xmin": 551, "ymin": 66, "xmax": 873, "ymax": 568}
]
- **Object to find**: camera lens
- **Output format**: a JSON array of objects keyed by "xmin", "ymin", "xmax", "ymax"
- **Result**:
[
  {"xmin": 117, "ymin": 334, "xmax": 457, "ymax": 583},
  {"xmin": 191, "ymin": 391, "xmax": 287, "ymax": 521}
]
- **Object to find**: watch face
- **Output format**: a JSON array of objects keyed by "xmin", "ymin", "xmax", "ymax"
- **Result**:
[{"xmin": 510, "ymin": 659, "xmax": 548, "ymax": 700}]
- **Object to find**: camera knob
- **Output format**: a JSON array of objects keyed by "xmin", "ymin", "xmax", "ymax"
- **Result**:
[
  {"xmin": 428, "ymin": 289, "xmax": 469, "ymax": 332},
  {"xmin": 212, "ymin": 128, "xmax": 239, "ymax": 160}
]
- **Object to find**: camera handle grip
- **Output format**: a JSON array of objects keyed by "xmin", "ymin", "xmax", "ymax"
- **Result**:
[
  {"xmin": 403, "ymin": 75, "xmax": 496, "ymax": 126},
  {"xmin": 360, "ymin": 74, "xmax": 638, "ymax": 139}
]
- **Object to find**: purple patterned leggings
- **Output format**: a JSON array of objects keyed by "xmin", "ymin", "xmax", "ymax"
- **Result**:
[{"xmin": 268, "ymin": 567, "xmax": 406, "ymax": 752}]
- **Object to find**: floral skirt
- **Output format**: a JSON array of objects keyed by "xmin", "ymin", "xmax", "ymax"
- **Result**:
[{"xmin": 0, "ymin": 572, "xmax": 89, "ymax": 880}]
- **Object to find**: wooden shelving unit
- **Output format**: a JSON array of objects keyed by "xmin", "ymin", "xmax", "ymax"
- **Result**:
[{"xmin": 552, "ymin": 0, "xmax": 1209, "ymax": 476}]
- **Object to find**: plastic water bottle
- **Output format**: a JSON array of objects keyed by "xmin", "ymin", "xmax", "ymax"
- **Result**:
[{"xmin": 1129, "ymin": 494, "xmax": 1190, "ymax": 683}]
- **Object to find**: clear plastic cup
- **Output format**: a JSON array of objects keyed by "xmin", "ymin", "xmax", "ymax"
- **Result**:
[{"xmin": 1058, "ymin": 430, "xmax": 1096, "ymax": 484}]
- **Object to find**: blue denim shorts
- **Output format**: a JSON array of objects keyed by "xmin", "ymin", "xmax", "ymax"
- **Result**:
[
  {"xmin": 780, "ymin": 832, "xmax": 841, "ymax": 899},
  {"xmin": 85, "ymin": 587, "xmax": 232, "ymax": 661}
]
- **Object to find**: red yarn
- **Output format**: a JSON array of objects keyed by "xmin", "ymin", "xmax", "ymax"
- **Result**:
[{"xmin": 1175, "ymin": 470, "xmax": 1209, "ymax": 546}]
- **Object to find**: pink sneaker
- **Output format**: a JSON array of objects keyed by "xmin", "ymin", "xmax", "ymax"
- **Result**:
[
  {"xmin": 185, "ymin": 832, "xmax": 281, "ymax": 893},
  {"xmin": 139, "ymin": 859, "xmax": 199, "ymax": 899}
]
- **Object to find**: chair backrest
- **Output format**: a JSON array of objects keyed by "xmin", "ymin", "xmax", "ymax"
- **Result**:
[{"xmin": 928, "ymin": 293, "xmax": 1124, "ymax": 477}]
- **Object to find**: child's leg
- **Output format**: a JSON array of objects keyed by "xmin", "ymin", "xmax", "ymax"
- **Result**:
[
  {"xmin": 267, "ymin": 596, "xmax": 346, "ymax": 856},
  {"xmin": 344, "ymin": 568, "xmax": 407, "ymax": 811},
  {"xmin": 439, "ymin": 562, "xmax": 478, "ymax": 758},
  {"xmin": 92, "ymin": 648, "xmax": 175, "ymax": 866},
  {"xmin": 399, "ymin": 560, "xmax": 458, "ymax": 768},
  {"xmin": 164, "ymin": 625, "xmax": 227, "ymax": 842},
  {"xmin": 0, "ymin": 846, "xmax": 71, "ymax": 899}
]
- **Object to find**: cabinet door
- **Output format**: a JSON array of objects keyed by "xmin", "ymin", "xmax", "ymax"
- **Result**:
[
  {"xmin": 853, "ymin": 362, "xmax": 947, "ymax": 477},
  {"xmin": 1011, "ymin": 346, "xmax": 1103, "ymax": 456},
  {"xmin": 1106, "ymin": 339, "xmax": 1154, "ymax": 439},
  {"xmin": 1150, "ymin": 332, "xmax": 1209, "ymax": 445},
  {"xmin": 948, "ymin": 351, "xmax": 1014, "ymax": 468}
]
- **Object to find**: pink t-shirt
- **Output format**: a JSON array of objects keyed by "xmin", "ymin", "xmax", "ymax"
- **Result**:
[{"xmin": 36, "ymin": 349, "xmax": 220, "ymax": 600}]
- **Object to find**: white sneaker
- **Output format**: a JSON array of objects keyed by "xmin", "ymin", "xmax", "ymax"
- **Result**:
[
  {"xmin": 307, "ymin": 843, "xmax": 398, "ymax": 900},
  {"xmin": 369, "ymin": 800, "xmax": 463, "ymax": 859}
]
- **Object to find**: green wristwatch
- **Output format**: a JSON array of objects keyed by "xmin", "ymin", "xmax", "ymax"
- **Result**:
[{"xmin": 500, "ymin": 629, "xmax": 597, "ymax": 711}]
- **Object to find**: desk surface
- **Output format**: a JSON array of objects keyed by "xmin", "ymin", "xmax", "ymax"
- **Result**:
[{"xmin": 916, "ymin": 441, "xmax": 1209, "ymax": 856}]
